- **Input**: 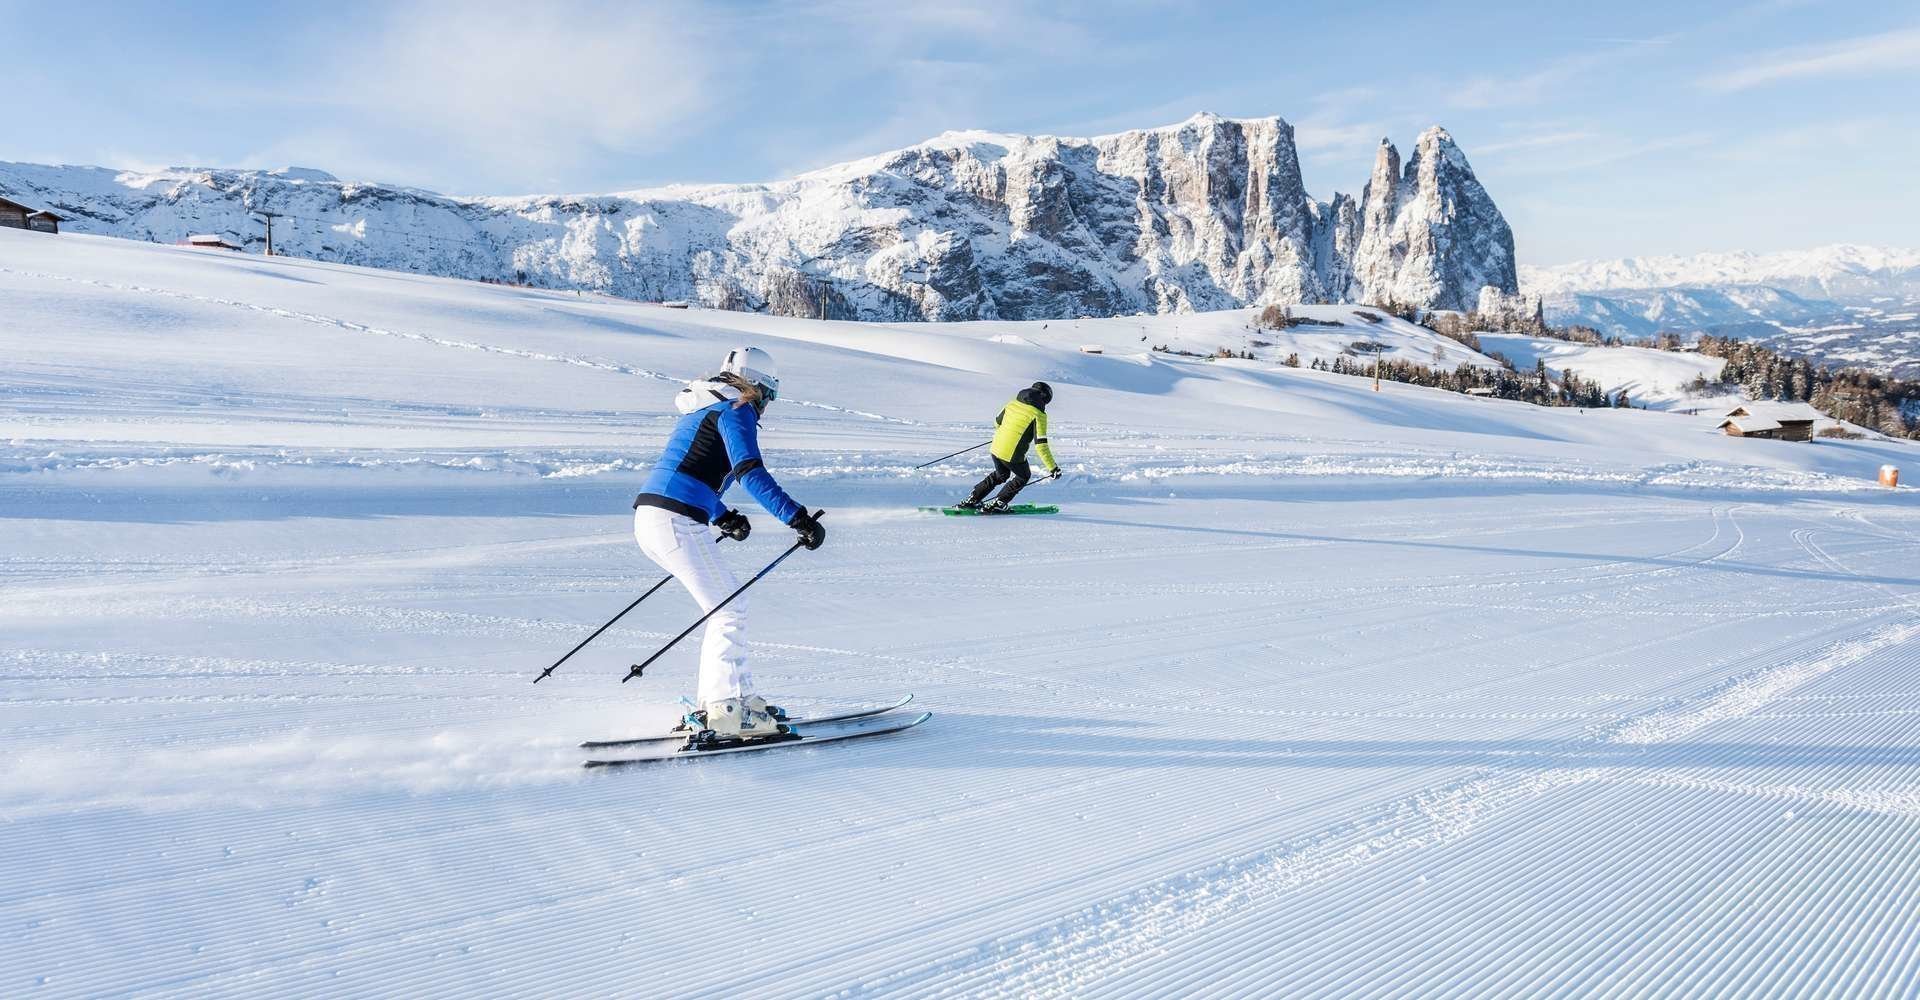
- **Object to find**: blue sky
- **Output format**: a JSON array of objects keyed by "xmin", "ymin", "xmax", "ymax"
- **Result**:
[{"xmin": 4, "ymin": 0, "xmax": 1916, "ymax": 263}]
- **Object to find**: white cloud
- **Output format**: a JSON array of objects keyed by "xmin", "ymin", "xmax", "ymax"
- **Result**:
[
  {"xmin": 1446, "ymin": 35, "xmax": 1680, "ymax": 110},
  {"xmin": 1701, "ymin": 26, "xmax": 1920, "ymax": 92},
  {"xmin": 1497, "ymin": 133, "xmax": 1718, "ymax": 175},
  {"xmin": 1293, "ymin": 116, "xmax": 1394, "ymax": 201},
  {"xmin": 1447, "ymin": 50, "xmax": 1612, "ymax": 110},
  {"xmin": 1475, "ymin": 130, "xmax": 1600, "ymax": 155},
  {"xmin": 782, "ymin": 0, "xmax": 1104, "ymax": 61},
  {"xmin": 333, "ymin": 0, "xmax": 720, "ymax": 190},
  {"xmin": 1305, "ymin": 86, "xmax": 1379, "ymax": 107},
  {"xmin": 235, "ymin": 129, "xmax": 440, "ymax": 190},
  {"xmin": 775, "ymin": 57, "xmax": 996, "ymax": 176},
  {"xmin": 1714, "ymin": 117, "xmax": 1890, "ymax": 162},
  {"xmin": 91, "ymin": 150, "xmax": 207, "ymax": 173},
  {"xmin": 1580, "ymin": 36, "xmax": 1676, "ymax": 45},
  {"xmin": 1294, "ymin": 118, "xmax": 1386, "ymax": 155},
  {"xmin": 754, "ymin": 2, "xmax": 1167, "ymax": 176}
]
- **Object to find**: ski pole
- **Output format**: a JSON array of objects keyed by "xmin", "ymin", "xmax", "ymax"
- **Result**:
[
  {"xmin": 532, "ymin": 534, "xmax": 732, "ymax": 684},
  {"xmin": 914, "ymin": 441, "xmax": 989, "ymax": 470},
  {"xmin": 621, "ymin": 510, "xmax": 825, "ymax": 684}
]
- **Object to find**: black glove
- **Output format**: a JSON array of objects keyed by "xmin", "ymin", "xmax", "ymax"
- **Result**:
[
  {"xmin": 789, "ymin": 510, "xmax": 826, "ymax": 551},
  {"xmin": 714, "ymin": 509, "xmax": 751, "ymax": 542}
]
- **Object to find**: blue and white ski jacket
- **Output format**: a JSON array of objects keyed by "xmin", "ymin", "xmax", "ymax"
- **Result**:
[{"xmin": 635, "ymin": 398, "xmax": 804, "ymax": 526}]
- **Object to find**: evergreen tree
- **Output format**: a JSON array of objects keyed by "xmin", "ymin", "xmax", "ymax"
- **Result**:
[{"xmin": 1790, "ymin": 358, "xmax": 1813, "ymax": 401}]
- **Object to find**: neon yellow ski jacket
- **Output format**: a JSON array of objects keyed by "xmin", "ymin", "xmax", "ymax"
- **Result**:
[{"xmin": 990, "ymin": 399, "xmax": 1057, "ymax": 471}]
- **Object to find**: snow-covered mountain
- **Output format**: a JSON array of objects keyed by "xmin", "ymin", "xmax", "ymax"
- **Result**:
[
  {"xmin": 1542, "ymin": 286, "xmax": 1839, "ymax": 339},
  {"xmin": 0, "ymin": 114, "xmax": 1522, "ymax": 321},
  {"xmin": 1349, "ymin": 132, "xmax": 1517, "ymax": 313},
  {"xmin": 1522, "ymin": 244, "xmax": 1920, "ymax": 302},
  {"xmin": 1520, "ymin": 245, "xmax": 1920, "ymax": 377}
]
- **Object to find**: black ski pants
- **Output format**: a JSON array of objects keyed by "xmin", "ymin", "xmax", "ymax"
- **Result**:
[{"xmin": 968, "ymin": 456, "xmax": 1031, "ymax": 505}]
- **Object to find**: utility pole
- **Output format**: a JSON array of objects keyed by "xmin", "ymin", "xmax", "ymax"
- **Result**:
[
  {"xmin": 254, "ymin": 212, "xmax": 277, "ymax": 256},
  {"xmin": 1372, "ymin": 345, "xmax": 1383, "ymax": 392}
]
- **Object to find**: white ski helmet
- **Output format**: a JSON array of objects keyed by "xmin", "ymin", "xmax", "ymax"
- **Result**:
[{"xmin": 721, "ymin": 346, "xmax": 780, "ymax": 401}]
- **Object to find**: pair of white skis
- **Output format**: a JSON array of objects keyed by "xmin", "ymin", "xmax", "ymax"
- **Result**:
[{"xmin": 581, "ymin": 694, "xmax": 927, "ymax": 768}]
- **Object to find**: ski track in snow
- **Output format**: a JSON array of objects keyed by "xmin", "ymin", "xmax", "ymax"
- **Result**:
[
  {"xmin": 863, "ymin": 620, "xmax": 1920, "ymax": 998},
  {"xmin": 7, "ymin": 232, "xmax": 1920, "ymax": 998},
  {"xmin": 13, "ymin": 496, "xmax": 1916, "ymax": 998},
  {"xmin": 0, "ymin": 445, "xmax": 1886, "ymax": 498}
]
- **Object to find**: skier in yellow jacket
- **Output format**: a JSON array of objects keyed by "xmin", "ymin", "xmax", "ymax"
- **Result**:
[{"xmin": 958, "ymin": 382, "xmax": 1060, "ymax": 512}]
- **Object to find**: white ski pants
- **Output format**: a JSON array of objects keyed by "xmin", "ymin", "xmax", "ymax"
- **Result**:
[{"xmin": 632, "ymin": 505, "xmax": 754, "ymax": 707}]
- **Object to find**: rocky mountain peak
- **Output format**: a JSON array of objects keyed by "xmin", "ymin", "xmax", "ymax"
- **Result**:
[
  {"xmin": 1341, "ymin": 124, "xmax": 1519, "ymax": 312},
  {"xmin": 1369, "ymin": 137, "xmax": 1402, "ymax": 185},
  {"xmin": 0, "ymin": 113, "xmax": 1526, "ymax": 322}
]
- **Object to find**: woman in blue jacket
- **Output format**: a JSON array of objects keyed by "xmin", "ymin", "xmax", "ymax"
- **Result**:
[{"xmin": 633, "ymin": 347, "xmax": 825, "ymax": 739}]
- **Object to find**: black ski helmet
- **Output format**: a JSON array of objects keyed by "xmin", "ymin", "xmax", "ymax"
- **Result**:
[{"xmin": 1030, "ymin": 381, "xmax": 1053, "ymax": 405}]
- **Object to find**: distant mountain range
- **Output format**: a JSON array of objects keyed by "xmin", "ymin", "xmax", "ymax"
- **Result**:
[
  {"xmin": 0, "ymin": 113, "xmax": 1526, "ymax": 322},
  {"xmin": 1522, "ymin": 245, "xmax": 1920, "ymax": 378},
  {"xmin": 1522, "ymin": 245, "xmax": 1920, "ymax": 302}
]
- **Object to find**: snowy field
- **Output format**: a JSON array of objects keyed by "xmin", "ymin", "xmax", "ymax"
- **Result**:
[
  {"xmin": 1477, "ymin": 333, "xmax": 1732, "ymax": 411},
  {"xmin": 5, "ymin": 231, "xmax": 1920, "ymax": 997}
]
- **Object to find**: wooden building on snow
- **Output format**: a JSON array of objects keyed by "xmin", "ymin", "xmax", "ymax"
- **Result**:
[
  {"xmin": 1718, "ymin": 402, "xmax": 1821, "ymax": 442},
  {"xmin": 178, "ymin": 234, "xmax": 243, "ymax": 251},
  {"xmin": 0, "ymin": 196, "xmax": 64, "ymax": 233}
]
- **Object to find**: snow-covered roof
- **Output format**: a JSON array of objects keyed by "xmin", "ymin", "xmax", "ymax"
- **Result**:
[
  {"xmin": 1719, "ymin": 416, "xmax": 1783, "ymax": 433},
  {"xmin": 1725, "ymin": 402, "xmax": 1821, "ymax": 423},
  {"xmin": 0, "ymin": 195, "xmax": 53, "ymax": 216}
]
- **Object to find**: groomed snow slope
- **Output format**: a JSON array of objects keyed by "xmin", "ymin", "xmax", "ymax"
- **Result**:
[
  {"xmin": 5, "ymin": 231, "xmax": 1920, "ymax": 998},
  {"xmin": 936, "ymin": 304, "xmax": 1505, "ymax": 374}
]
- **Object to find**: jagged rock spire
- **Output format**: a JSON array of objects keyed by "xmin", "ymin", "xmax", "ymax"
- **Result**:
[{"xmin": 1336, "ymin": 127, "xmax": 1519, "ymax": 312}]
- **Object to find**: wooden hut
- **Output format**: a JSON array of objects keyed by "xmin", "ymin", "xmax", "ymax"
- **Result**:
[
  {"xmin": 0, "ymin": 197, "xmax": 63, "ymax": 233},
  {"xmin": 178, "ymin": 234, "xmax": 243, "ymax": 251},
  {"xmin": 1718, "ymin": 402, "xmax": 1821, "ymax": 442}
]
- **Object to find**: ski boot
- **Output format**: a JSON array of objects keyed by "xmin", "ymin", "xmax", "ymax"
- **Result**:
[
  {"xmin": 742, "ymin": 693, "xmax": 789, "ymax": 722},
  {"xmin": 980, "ymin": 499, "xmax": 1011, "ymax": 515},
  {"xmin": 954, "ymin": 497, "xmax": 984, "ymax": 511},
  {"xmin": 671, "ymin": 695, "xmax": 787, "ymax": 737},
  {"xmin": 686, "ymin": 696, "xmax": 791, "ymax": 746}
]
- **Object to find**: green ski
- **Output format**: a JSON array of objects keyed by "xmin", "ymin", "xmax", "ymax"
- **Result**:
[{"xmin": 918, "ymin": 504, "xmax": 1060, "ymax": 517}]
